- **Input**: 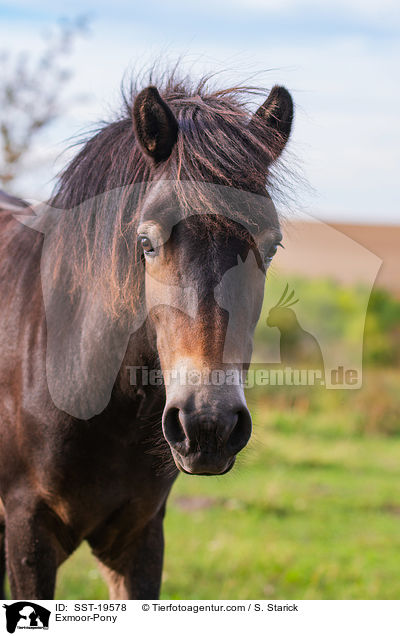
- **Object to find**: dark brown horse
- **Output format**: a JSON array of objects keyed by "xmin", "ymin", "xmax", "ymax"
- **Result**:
[{"xmin": 0, "ymin": 72, "xmax": 293, "ymax": 599}]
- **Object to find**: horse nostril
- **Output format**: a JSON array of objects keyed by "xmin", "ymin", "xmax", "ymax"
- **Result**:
[
  {"xmin": 163, "ymin": 403, "xmax": 252, "ymax": 459},
  {"xmin": 226, "ymin": 408, "xmax": 252, "ymax": 455},
  {"xmin": 162, "ymin": 407, "xmax": 187, "ymax": 448}
]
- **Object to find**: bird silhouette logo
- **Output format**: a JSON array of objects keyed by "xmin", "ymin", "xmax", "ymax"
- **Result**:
[{"xmin": 267, "ymin": 283, "xmax": 324, "ymax": 373}]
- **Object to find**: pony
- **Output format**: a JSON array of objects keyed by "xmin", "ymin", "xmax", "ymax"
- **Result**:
[{"xmin": 0, "ymin": 70, "xmax": 293, "ymax": 599}]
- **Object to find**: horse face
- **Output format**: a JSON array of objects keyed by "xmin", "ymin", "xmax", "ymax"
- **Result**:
[
  {"xmin": 132, "ymin": 84, "xmax": 292, "ymax": 475},
  {"xmin": 138, "ymin": 193, "xmax": 280, "ymax": 475}
]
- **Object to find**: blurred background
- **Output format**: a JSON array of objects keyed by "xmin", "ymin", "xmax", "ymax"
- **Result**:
[{"xmin": 1, "ymin": 0, "xmax": 399, "ymax": 599}]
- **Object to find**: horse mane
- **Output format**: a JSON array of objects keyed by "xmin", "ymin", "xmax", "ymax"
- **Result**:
[
  {"xmin": 44, "ymin": 68, "xmax": 293, "ymax": 318},
  {"xmin": 52, "ymin": 70, "xmax": 285, "ymax": 206}
]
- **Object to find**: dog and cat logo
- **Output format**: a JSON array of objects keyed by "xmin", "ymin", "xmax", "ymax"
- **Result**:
[{"xmin": 2, "ymin": 603, "xmax": 50, "ymax": 633}]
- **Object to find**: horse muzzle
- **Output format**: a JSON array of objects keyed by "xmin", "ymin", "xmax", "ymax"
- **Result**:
[{"xmin": 162, "ymin": 396, "xmax": 252, "ymax": 476}]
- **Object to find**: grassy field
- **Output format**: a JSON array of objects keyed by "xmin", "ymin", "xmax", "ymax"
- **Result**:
[{"xmin": 53, "ymin": 373, "xmax": 400, "ymax": 600}]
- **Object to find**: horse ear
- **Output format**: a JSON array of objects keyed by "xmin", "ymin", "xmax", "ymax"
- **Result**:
[
  {"xmin": 133, "ymin": 86, "xmax": 179, "ymax": 162},
  {"xmin": 249, "ymin": 85, "xmax": 293, "ymax": 162}
]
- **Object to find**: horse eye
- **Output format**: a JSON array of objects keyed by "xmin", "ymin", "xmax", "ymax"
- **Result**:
[
  {"xmin": 140, "ymin": 236, "xmax": 154, "ymax": 254},
  {"xmin": 265, "ymin": 242, "xmax": 282, "ymax": 262}
]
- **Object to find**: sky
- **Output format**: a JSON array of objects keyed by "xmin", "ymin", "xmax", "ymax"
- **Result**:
[{"xmin": 0, "ymin": 0, "xmax": 399, "ymax": 224}]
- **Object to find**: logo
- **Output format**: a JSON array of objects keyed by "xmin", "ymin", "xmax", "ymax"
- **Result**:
[
  {"xmin": 14, "ymin": 183, "xmax": 380, "ymax": 416},
  {"xmin": 2, "ymin": 603, "xmax": 50, "ymax": 633},
  {"xmin": 266, "ymin": 284, "xmax": 324, "ymax": 372}
]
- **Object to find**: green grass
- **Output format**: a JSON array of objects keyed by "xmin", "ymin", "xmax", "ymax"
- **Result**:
[{"xmin": 53, "ymin": 385, "xmax": 400, "ymax": 600}]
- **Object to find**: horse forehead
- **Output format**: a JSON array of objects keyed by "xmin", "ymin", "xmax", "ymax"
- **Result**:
[{"xmin": 140, "ymin": 180, "xmax": 280, "ymax": 240}]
